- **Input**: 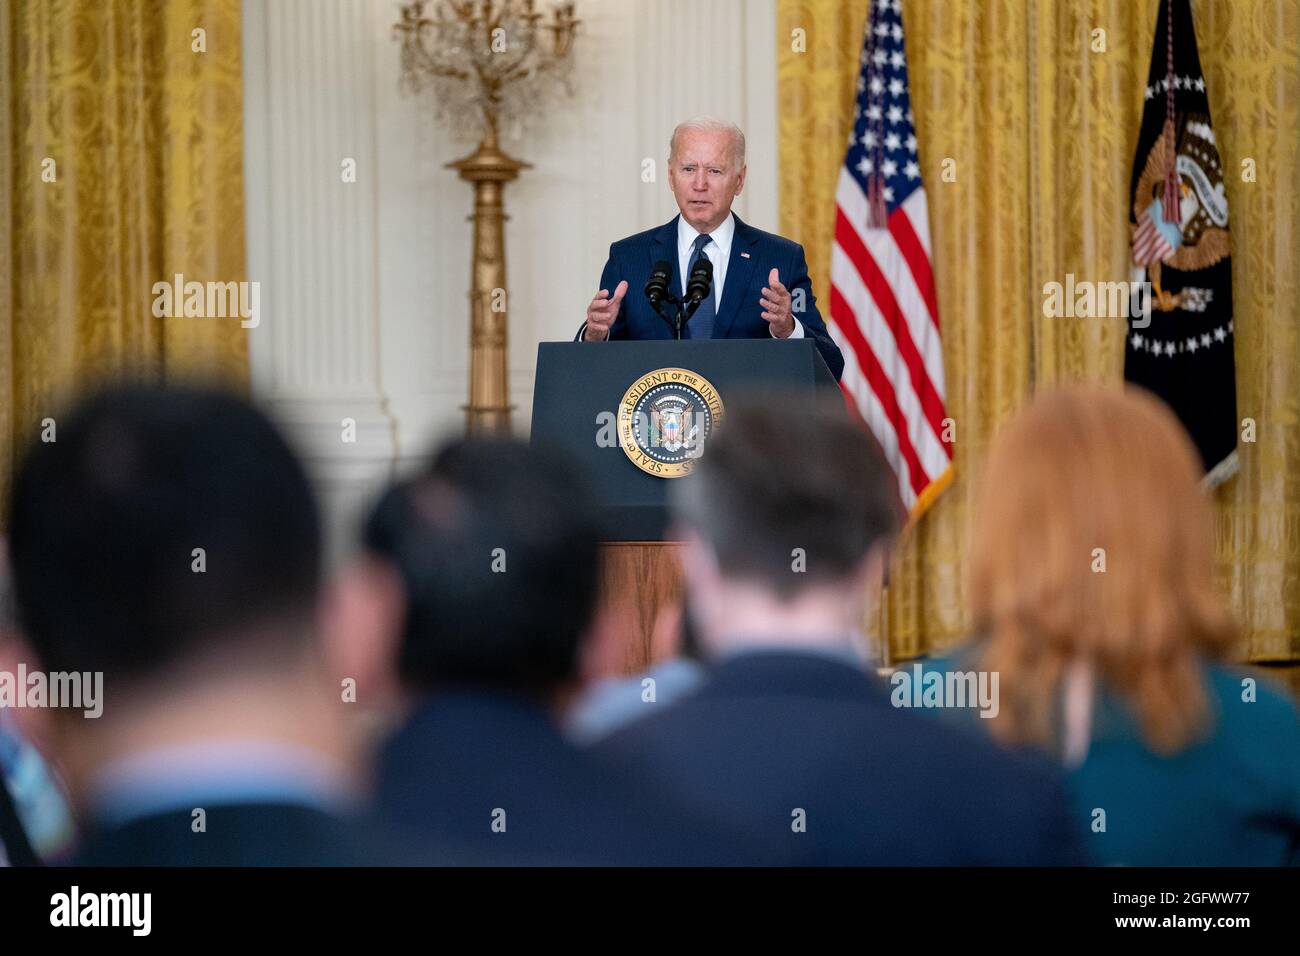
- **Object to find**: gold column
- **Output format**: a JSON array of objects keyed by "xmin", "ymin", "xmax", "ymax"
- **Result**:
[{"xmin": 448, "ymin": 128, "xmax": 529, "ymax": 435}]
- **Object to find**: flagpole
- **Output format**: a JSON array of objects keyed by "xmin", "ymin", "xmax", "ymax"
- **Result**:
[{"xmin": 878, "ymin": 579, "xmax": 892, "ymax": 672}]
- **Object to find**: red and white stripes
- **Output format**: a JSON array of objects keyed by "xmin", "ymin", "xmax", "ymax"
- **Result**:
[{"xmin": 830, "ymin": 172, "xmax": 952, "ymax": 517}]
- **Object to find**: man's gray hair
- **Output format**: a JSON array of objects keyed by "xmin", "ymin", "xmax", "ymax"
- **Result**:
[{"xmin": 669, "ymin": 116, "xmax": 746, "ymax": 172}]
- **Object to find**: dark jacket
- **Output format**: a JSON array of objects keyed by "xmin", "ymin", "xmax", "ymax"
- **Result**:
[
  {"xmin": 375, "ymin": 688, "xmax": 779, "ymax": 865},
  {"xmin": 596, "ymin": 650, "xmax": 1084, "ymax": 865},
  {"xmin": 928, "ymin": 650, "xmax": 1300, "ymax": 866},
  {"xmin": 577, "ymin": 214, "xmax": 845, "ymax": 381},
  {"xmin": 74, "ymin": 804, "xmax": 388, "ymax": 866}
]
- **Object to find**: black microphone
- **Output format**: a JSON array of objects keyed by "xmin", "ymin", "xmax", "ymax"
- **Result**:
[
  {"xmin": 685, "ymin": 256, "xmax": 713, "ymax": 308},
  {"xmin": 645, "ymin": 260, "xmax": 673, "ymax": 307}
]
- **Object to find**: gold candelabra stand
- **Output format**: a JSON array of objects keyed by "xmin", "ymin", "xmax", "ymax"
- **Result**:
[{"xmin": 395, "ymin": 0, "xmax": 579, "ymax": 434}]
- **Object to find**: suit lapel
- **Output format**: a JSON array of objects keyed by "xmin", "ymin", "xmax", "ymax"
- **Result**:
[
  {"xmin": 714, "ymin": 213, "xmax": 760, "ymax": 340},
  {"xmin": 649, "ymin": 217, "xmax": 681, "ymax": 310}
]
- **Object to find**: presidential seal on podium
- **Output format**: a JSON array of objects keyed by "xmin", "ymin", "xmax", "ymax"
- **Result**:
[{"xmin": 616, "ymin": 368, "xmax": 725, "ymax": 478}]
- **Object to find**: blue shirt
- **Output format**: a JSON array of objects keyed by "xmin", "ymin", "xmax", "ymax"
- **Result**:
[
  {"xmin": 567, "ymin": 659, "xmax": 705, "ymax": 746},
  {"xmin": 89, "ymin": 738, "xmax": 354, "ymax": 828}
]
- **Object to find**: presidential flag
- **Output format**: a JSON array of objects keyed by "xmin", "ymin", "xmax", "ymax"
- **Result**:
[
  {"xmin": 830, "ymin": 0, "xmax": 952, "ymax": 518},
  {"xmin": 1127, "ymin": 0, "xmax": 1237, "ymax": 483}
]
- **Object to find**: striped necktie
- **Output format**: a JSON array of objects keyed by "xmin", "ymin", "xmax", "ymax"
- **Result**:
[{"xmin": 684, "ymin": 232, "xmax": 715, "ymax": 339}]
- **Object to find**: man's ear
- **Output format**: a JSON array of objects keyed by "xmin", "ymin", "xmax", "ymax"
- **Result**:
[
  {"xmin": 672, "ymin": 528, "xmax": 725, "ymax": 655},
  {"xmin": 844, "ymin": 542, "xmax": 891, "ymax": 632},
  {"xmin": 735, "ymin": 163, "xmax": 747, "ymax": 196},
  {"xmin": 851, "ymin": 542, "xmax": 890, "ymax": 595},
  {"xmin": 676, "ymin": 527, "xmax": 720, "ymax": 587},
  {"xmin": 318, "ymin": 555, "xmax": 406, "ymax": 712},
  {"xmin": 647, "ymin": 600, "xmax": 685, "ymax": 663},
  {"xmin": 577, "ymin": 600, "xmax": 636, "ymax": 685}
]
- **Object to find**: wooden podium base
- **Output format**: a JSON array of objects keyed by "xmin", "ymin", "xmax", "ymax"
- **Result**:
[{"xmin": 597, "ymin": 541, "xmax": 685, "ymax": 674}]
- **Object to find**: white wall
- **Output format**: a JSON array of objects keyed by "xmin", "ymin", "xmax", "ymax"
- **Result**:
[{"xmin": 243, "ymin": 0, "xmax": 779, "ymax": 555}]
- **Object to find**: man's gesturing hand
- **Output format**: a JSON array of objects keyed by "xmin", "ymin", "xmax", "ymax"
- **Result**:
[
  {"xmin": 760, "ymin": 268, "xmax": 795, "ymax": 338},
  {"xmin": 584, "ymin": 280, "xmax": 628, "ymax": 341}
]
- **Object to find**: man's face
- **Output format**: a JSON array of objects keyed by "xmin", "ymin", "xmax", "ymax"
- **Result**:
[{"xmin": 668, "ymin": 128, "xmax": 746, "ymax": 233}]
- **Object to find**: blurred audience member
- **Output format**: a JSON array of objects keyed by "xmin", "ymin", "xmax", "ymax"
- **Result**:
[
  {"xmin": 0, "ymin": 716, "xmax": 38, "ymax": 866},
  {"xmin": 355, "ymin": 438, "xmax": 770, "ymax": 864},
  {"xmin": 932, "ymin": 385, "xmax": 1300, "ymax": 866},
  {"xmin": 595, "ymin": 395, "xmax": 1083, "ymax": 865},
  {"xmin": 0, "ymin": 544, "xmax": 76, "ymax": 865},
  {"xmin": 567, "ymin": 599, "xmax": 705, "ymax": 745},
  {"xmin": 5, "ymin": 385, "xmax": 378, "ymax": 865}
]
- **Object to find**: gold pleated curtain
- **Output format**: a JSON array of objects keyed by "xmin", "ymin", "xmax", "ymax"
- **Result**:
[
  {"xmin": 0, "ymin": 0, "xmax": 248, "ymax": 521},
  {"xmin": 778, "ymin": 0, "xmax": 1300, "ymax": 662}
]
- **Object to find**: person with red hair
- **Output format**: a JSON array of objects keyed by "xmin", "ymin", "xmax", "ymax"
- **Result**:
[{"xmin": 932, "ymin": 385, "xmax": 1300, "ymax": 865}]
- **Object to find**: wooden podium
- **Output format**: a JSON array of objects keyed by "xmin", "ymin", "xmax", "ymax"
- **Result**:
[
  {"xmin": 532, "ymin": 338, "xmax": 839, "ymax": 672},
  {"xmin": 598, "ymin": 541, "xmax": 684, "ymax": 673}
]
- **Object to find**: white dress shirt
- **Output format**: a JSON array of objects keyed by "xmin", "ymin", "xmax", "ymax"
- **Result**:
[{"xmin": 676, "ymin": 212, "xmax": 804, "ymax": 339}]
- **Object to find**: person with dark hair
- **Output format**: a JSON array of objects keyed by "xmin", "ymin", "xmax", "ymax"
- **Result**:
[
  {"xmin": 594, "ymin": 394, "xmax": 1084, "ymax": 865},
  {"xmin": 355, "ymin": 437, "xmax": 771, "ymax": 864},
  {"xmin": 4, "ymin": 384, "xmax": 378, "ymax": 865},
  {"xmin": 364, "ymin": 439, "xmax": 605, "ymax": 691}
]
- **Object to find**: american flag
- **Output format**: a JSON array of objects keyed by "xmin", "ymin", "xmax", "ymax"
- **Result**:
[
  {"xmin": 1131, "ymin": 196, "xmax": 1180, "ymax": 265},
  {"xmin": 830, "ymin": 0, "xmax": 952, "ymax": 517}
]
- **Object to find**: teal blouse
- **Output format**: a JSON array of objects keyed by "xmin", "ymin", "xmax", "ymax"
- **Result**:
[{"xmin": 922, "ymin": 651, "xmax": 1300, "ymax": 866}]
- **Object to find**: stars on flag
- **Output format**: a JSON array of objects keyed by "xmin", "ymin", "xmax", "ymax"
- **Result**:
[
  {"xmin": 1129, "ymin": 324, "xmax": 1233, "ymax": 356},
  {"xmin": 832, "ymin": 0, "xmax": 952, "ymax": 515},
  {"xmin": 844, "ymin": 0, "xmax": 923, "ymax": 214},
  {"xmin": 1144, "ymin": 74, "xmax": 1205, "ymax": 99}
]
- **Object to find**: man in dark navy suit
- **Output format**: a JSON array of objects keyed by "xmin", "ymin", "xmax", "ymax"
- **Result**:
[
  {"xmin": 358, "ymin": 438, "xmax": 774, "ymax": 865},
  {"xmin": 593, "ymin": 396, "xmax": 1085, "ymax": 866},
  {"xmin": 578, "ymin": 117, "xmax": 844, "ymax": 381},
  {"xmin": 5, "ymin": 386, "xmax": 399, "ymax": 866}
]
